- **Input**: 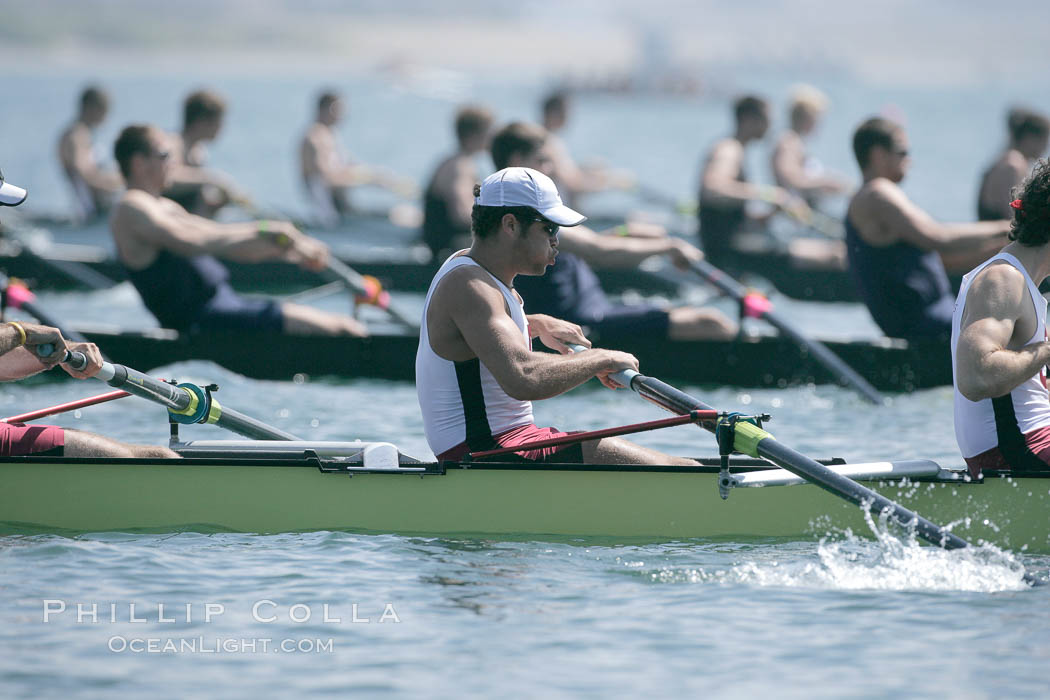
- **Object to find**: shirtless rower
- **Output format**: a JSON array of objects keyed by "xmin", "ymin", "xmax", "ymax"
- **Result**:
[
  {"xmin": 416, "ymin": 166, "xmax": 697, "ymax": 465},
  {"xmin": 299, "ymin": 90, "xmax": 416, "ymax": 227},
  {"xmin": 496, "ymin": 122, "xmax": 736, "ymax": 341},
  {"xmin": 164, "ymin": 89, "xmax": 246, "ymax": 218},
  {"xmin": 846, "ymin": 117, "xmax": 1009, "ymax": 339},
  {"xmin": 421, "ymin": 105, "xmax": 493, "ymax": 258},
  {"xmin": 56, "ymin": 86, "xmax": 123, "ymax": 222},
  {"xmin": 953, "ymin": 159, "xmax": 1050, "ymax": 476},
  {"xmin": 770, "ymin": 85, "xmax": 849, "ymax": 206},
  {"xmin": 540, "ymin": 91, "xmax": 633, "ymax": 206},
  {"xmin": 111, "ymin": 124, "xmax": 366, "ymax": 337},
  {"xmin": 0, "ymin": 169, "xmax": 177, "ymax": 459},
  {"xmin": 698, "ymin": 95, "xmax": 834, "ymax": 271},
  {"xmin": 976, "ymin": 107, "xmax": 1049, "ymax": 221}
]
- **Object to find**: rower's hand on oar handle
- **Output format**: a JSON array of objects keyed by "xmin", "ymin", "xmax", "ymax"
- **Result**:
[
  {"xmin": 667, "ymin": 239, "xmax": 704, "ymax": 270},
  {"xmin": 758, "ymin": 185, "xmax": 811, "ymax": 222},
  {"xmin": 287, "ymin": 234, "xmax": 329, "ymax": 272},
  {"xmin": 527, "ymin": 314, "xmax": 589, "ymax": 354},
  {"xmin": 780, "ymin": 194, "xmax": 812, "ymax": 223},
  {"xmin": 261, "ymin": 221, "xmax": 329, "ymax": 272},
  {"xmin": 593, "ymin": 350, "xmax": 640, "ymax": 390},
  {"xmin": 56, "ymin": 342, "xmax": 103, "ymax": 379},
  {"xmin": 32, "ymin": 338, "xmax": 101, "ymax": 378},
  {"xmin": 16, "ymin": 322, "xmax": 67, "ymax": 367}
]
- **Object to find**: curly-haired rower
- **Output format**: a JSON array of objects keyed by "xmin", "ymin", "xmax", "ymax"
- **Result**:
[{"xmin": 954, "ymin": 157, "xmax": 1050, "ymax": 477}]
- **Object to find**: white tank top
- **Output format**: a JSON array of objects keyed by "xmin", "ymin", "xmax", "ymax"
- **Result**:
[
  {"xmin": 951, "ymin": 251, "xmax": 1050, "ymax": 458},
  {"xmin": 416, "ymin": 253, "xmax": 535, "ymax": 456}
]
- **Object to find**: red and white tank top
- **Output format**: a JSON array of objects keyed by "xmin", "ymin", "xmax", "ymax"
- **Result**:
[
  {"xmin": 951, "ymin": 252, "xmax": 1050, "ymax": 459},
  {"xmin": 416, "ymin": 253, "xmax": 535, "ymax": 457}
]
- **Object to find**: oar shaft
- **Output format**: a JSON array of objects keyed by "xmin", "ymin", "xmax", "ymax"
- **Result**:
[
  {"xmin": 327, "ymin": 258, "xmax": 418, "ymax": 329},
  {"xmin": 567, "ymin": 343, "xmax": 970, "ymax": 551},
  {"xmin": 689, "ymin": 260, "xmax": 884, "ymax": 404},
  {"xmin": 0, "ymin": 273, "xmax": 89, "ymax": 344},
  {"xmin": 755, "ymin": 438, "xmax": 968, "ymax": 549},
  {"xmin": 760, "ymin": 308, "xmax": 885, "ymax": 405},
  {"xmin": 48, "ymin": 348, "xmax": 300, "ymax": 441}
]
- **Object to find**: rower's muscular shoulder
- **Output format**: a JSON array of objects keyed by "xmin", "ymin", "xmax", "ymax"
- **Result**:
[
  {"xmin": 705, "ymin": 137, "xmax": 743, "ymax": 165},
  {"xmin": 966, "ymin": 260, "xmax": 1028, "ymax": 317},
  {"xmin": 430, "ymin": 263, "xmax": 508, "ymax": 317},
  {"xmin": 847, "ymin": 178, "xmax": 907, "ymax": 244},
  {"xmin": 110, "ymin": 191, "xmax": 185, "ymax": 238}
]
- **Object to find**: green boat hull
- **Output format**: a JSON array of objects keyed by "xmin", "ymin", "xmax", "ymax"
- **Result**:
[{"xmin": 2, "ymin": 457, "xmax": 1046, "ymax": 552}]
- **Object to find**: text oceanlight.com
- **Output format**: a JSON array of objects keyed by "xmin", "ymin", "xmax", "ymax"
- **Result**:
[{"xmin": 108, "ymin": 637, "xmax": 335, "ymax": 654}]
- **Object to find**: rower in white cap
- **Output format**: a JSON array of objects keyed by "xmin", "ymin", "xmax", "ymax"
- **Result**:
[{"xmin": 415, "ymin": 166, "xmax": 699, "ymax": 466}]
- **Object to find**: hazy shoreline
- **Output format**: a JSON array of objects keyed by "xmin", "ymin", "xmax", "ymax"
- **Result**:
[{"xmin": 3, "ymin": 1, "xmax": 1049, "ymax": 86}]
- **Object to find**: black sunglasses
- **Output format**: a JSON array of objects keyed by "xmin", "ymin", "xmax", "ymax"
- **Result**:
[{"xmin": 530, "ymin": 218, "xmax": 559, "ymax": 237}]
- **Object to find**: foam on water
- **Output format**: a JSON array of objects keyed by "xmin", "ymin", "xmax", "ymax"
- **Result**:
[{"xmin": 643, "ymin": 510, "xmax": 1036, "ymax": 592}]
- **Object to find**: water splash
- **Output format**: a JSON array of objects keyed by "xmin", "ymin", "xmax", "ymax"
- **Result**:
[{"xmin": 643, "ymin": 511, "xmax": 1036, "ymax": 592}]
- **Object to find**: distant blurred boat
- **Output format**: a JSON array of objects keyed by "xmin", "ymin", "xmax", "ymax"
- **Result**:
[
  {"xmin": 1, "ymin": 211, "xmax": 932, "ymax": 303},
  {"xmin": 63, "ymin": 325, "xmax": 951, "ymax": 392},
  {"xmin": 0, "ymin": 239, "xmax": 680, "ymax": 297}
]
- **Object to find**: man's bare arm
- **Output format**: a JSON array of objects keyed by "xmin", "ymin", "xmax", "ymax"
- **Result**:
[
  {"xmin": 63, "ymin": 129, "xmax": 123, "ymax": 193},
  {"xmin": 112, "ymin": 196, "xmax": 326, "ymax": 267},
  {"xmin": 701, "ymin": 140, "xmax": 780, "ymax": 206},
  {"xmin": 955, "ymin": 264, "xmax": 1050, "ymax": 400},
  {"xmin": 864, "ymin": 180, "xmax": 1009, "ymax": 252},
  {"xmin": 772, "ymin": 135, "xmax": 847, "ymax": 195},
  {"xmin": 443, "ymin": 272, "xmax": 637, "ymax": 399},
  {"xmin": 556, "ymin": 226, "xmax": 701, "ymax": 269}
]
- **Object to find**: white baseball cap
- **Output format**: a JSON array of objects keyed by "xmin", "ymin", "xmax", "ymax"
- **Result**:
[
  {"xmin": 0, "ymin": 169, "xmax": 28, "ymax": 207},
  {"xmin": 476, "ymin": 167, "xmax": 586, "ymax": 227}
]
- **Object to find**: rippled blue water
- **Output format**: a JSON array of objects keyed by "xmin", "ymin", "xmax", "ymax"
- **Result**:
[
  {"xmin": 4, "ymin": 368, "xmax": 1049, "ymax": 698},
  {"xmin": 3, "ymin": 47, "xmax": 1050, "ymax": 700}
]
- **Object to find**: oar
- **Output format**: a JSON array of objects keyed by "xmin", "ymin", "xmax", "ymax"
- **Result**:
[
  {"xmin": 782, "ymin": 205, "xmax": 844, "ymax": 240},
  {"xmin": 0, "ymin": 222, "xmax": 116, "ymax": 290},
  {"xmin": 573, "ymin": 341, "xmax": 1045, "ymax": 585},
  {"xmin": 37, "ymin": 346, "xmax": 300, "ymax": 441},
  {"xmin": 233, "ymin": 199, "xmax": 313, "ymax": 232},
  {"xmin": 564, "ymin": 344, "xmax": 975, "ymax": 550},
  {"xmin": 687, "ymin": 259, "xmax": 885, "ymax": 404},
  {"xmin": 325, "ymin": 257, "xmax": 419, "ymax": 329},
  {"xmin": 633, "ymin": 185, "xmax": 844, "ymax": 240},
  {"xmin": 0, "ymin": 273, "xmax": 90, "ymax": 344},
  {"xmin": 632, "ymin": 185, "xmax": 698, "ymax": 216}
]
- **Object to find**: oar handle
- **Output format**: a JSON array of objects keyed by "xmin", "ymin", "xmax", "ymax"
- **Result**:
[
  {"xmin": 567, "ymin": 343, "xmax": 639, "ymax": 388},
  {"xmin": 36, "ymin": 344, "xmax": 115, "ymax": 380},
  {"xmin": 36, "ymin": 344, "xmax": 86, "ymax": 370}
]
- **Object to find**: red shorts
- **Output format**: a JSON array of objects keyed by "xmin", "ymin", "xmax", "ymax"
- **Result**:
[
  {"xmin": 964, "ymin": 424, "xmax": 1050, "ymax": 477},
  {"xmin": 437, "ymin": 424, "xmax": 584, "ymax": 463},
  {"xmin": 0, "ymin": 422, "xmax": 65, "ymax": 457}
]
